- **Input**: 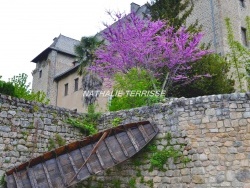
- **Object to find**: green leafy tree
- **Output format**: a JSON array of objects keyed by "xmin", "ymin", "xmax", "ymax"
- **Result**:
[
  {"xmin": 9, "ymin": 73, "xmax": 30, "ymax": 98},
  {"xmin": 75, "ymin": 36, "xmax": 103, "ymax": 75},
  {"xmin": 147, "ymin": 1, "xmax": 238, "ymax": 96},
  {"xmin": 225, "ymin": 17, "xmax": 250, "ymax": 92},
  {"xmin": 169, "ymin": 54, "xmax": 235, "ymax": 97},
  {"xmin": 147, "ymin": 0, "xmax": 201, "ymax": 32},
  {"xmin": 75, "ymin": 36, "xmax": 104, "ymax": 106},
  {"xmin": 26, "ymin": 91, "xmax": 50, "ymax": 104},
  {"xmin": 8, "ymin": 73, "xmax": 49, "ymax": 104}
]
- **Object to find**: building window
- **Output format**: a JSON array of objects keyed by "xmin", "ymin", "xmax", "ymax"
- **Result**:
[
  {"xmin": 239, "ymin": 0, "xmax": 245, "ymax": 8},
  {"xmin": 74, "ymin": 78, "xmax": 79, "ymax": 91},
  {"xmin": 241, "ymin": 27, "xmax": 248, "ymax": 46},
  {"xmin": 39, "ymin": 70, "xmax": 42, "ymax": 78},
  {"xmin": 64, "ymin": 83, "xmax": 68, "ymax": 96}
]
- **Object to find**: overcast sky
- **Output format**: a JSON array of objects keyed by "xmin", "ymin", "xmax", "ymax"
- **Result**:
[{"xmin": 0, "ymin": 0, "xmax": 148, "ymax": 85}]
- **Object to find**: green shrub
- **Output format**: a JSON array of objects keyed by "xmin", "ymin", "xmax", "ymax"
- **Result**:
[
  {"xmin": 55, "ymin": 134, "xmax": 66, "ymax": 146},
  {"xmin": 109, "ymin": 68, "xmax": 163, "ymax": 111},
  {"xmin": 0, "ymin": 79, "xmax": 16, "ymax": 96},
  {"xmin": 111, "ymin": 117, "xmax": 122, "ymax": 127},
  {"xmin": 128, "ymin": 178, "xmax": 136, "ymax": 188},
  {"xmin": 48, "ymin": 134, "xmax": 66, "ymax": 151},
  {"xmin": 48, "ymin": 138, "xmax": 56, "ymax": 151},
  {"xmin": 26, "ymin": 91, "xmax": 50, "ymax": 105},
  {"xmin": 3, "ymin": 73, "xmax": 50, "ymax": 104},
  {"xmin": 169, "ymin": 54, "xmax": 235, "ymax": 97},
  {"xmin": 225, "ymin": 17, "xmax": 250, "ymax": 91},
  {"xmin": 112, "ymin": 179, "xmax": 121, "ymax": 188},
  {"xmin": 66, "ymin": 105, "xmax": 100, "ymax": 135}
]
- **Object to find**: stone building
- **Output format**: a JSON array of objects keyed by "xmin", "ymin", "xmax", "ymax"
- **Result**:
[
  {"xmin": 133, "ymin": 0, "xmax": 250, "ymax": 90},
  {"xmin": 31, "ymin": 34, "xmax": 80, "ymax": 107},
  {"xmin": 31, "ymin": 34, "xmax": 110, "ymax": 113},
  {"xmin": 186, "ymin": 0, "xmax": 250, "ymax": 55},
  {"xmin": 31, "ymin": 1, "xmax": 250, "ymax": 112},
  {"xmin": 132, "ymin": 0, "xmax": 250, "ymax": 54},
  {"xmin": 186, "ymin": 0, "xmax": 250, "ymax": 90}
]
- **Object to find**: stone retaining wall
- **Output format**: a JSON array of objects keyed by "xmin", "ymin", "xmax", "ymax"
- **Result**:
[
  {"xmin": 1, "ymin": 93, "xmax": 250, "ymax": 187},
  {"xmin": 0, "ymin": 94, "xmax": 83, "ymax": 177}
]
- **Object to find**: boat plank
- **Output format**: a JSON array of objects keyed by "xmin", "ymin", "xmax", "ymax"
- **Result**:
[
  {"xmin": 57, "ymin": 154, "xmax": 76, "ymax": 184},
  {"xmin": 95, "ymin": 149, "xmax": 105, "ymax": 169},
  {"xmin": 130, "ymin": 128, "xmax": 146, "ymax": 146},
  {"xmin": 56, "ymin": 158, "xmax": 67, "ymax": 186},
  {"xmin": 27, "ymin": 168, "xmax": 38, "ymax": 188},
  {"xmin": 13, "ymin": 172, "xmax": 23, "ymax": 188},
  {"xmin": 104, "ymin": 139, "xmax": 118, "ymax": 163},
  {"xmin": 96, "ymin": 141, "xmax": 116, "ymax": 168},
  {"xmin": 42, "ymin": 164, "xmax": 53, "ymax": 188},
  {"xmin": 138, "ymin": 125, "xmax": 150, "ymax": 141},
  {"xmin": 16, "ymin": 170, "xmax": 32, "ymax": 188},
  {"xmin": 68, "ymin": 153, "xmax": 81, "ymax": 180},
  {"xmin": 126, "ymin": 128, "xmax": 140, "ymax": 151},
  {"xmin": 117, "ymin": 132, "xmax": 136, "ymax": 156},
  {"xmin": 31, "ymin": 164, "xmax": 50, "ymax": 187},
  {"xmin": 107, "ymin": 135, "xmax": 127, "ymax": 162},
  {"xmin": 45, "ymin": 159, "xmax": 64, "ymax": 187},
  {"xmin": 80, "ymin": 145, "xmax": 102, "ymax": 174},
  {"xmin": 151, "ymin": 123, "xmax": 158, "ymax": 133},
  {"xmin": 114, "ymin": 134, "xmax": 129, "ymax": 157},
  {"xmin": 69, "ymin": 150, "xmax": 90, "ymax": 181},
  {"xmin": 79, "ymin": 148, "xmax": 94, "ymax": 175},
  {"xmin": 7, "ymin": 175, "xmax": 17, "ymax": 188}
]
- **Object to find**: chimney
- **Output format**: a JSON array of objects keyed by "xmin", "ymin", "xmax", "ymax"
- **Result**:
[{"xmin": 131, "ymin": 2, "xmax": 140, "ymax": 13}]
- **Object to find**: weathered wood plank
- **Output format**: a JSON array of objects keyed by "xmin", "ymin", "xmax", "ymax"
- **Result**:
[
  {"xmin": 27, "ymin": 168, "xmax": 38, "ymax": 188},
  {"xmin": 126, "ymin": 128, "xmax": 140, "ymax": 151},
  {"xmin": 104, "ymin": 139, "xmax": 118, "ymax": 163},
  {"xmin": 55, "ymin": 158, "xmax": 67, "ymax": 186},
  {"xmin": 138, "ymin": 125, "xmax": 150, "ymax": 141},
  {"xmin": 114, "ymin": 134, "xmax": 129, "ymax": 157},
  {"xmin": 7, "ymin": 175, "xmax": 17, "ymax": 188},
  {"xmin": 67, "ymin": 153, "xmax": 81, "ymax": 180},
  {"xmin": 13, "ymin": 172, "xmax": 23, "ymax": 188},
  {"xmin": 151, "ymin": 123, "xmax": 158, "ymax": 133},
  {"xmin": 42, "ymin": 164, "xmax": 53, "ymax": 188},
  {"xmin": 143, "ymin": 123, "xmax": 155, "ymax": 136},
  {"xmin": 79, "ymin": 149, "xmax": 94, "ymax": 175},
  {"xmin": 95, "ymin": 149, "xmax": 105, "ymax": 169},
  {"xmin": 68, "ymin": 131, "xmax": 109, "ymax": 186}
]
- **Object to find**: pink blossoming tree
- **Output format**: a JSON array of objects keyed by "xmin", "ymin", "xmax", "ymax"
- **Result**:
[{"xmin": 90, "ymin": 13, "xmax": 210, "ymax": 92}]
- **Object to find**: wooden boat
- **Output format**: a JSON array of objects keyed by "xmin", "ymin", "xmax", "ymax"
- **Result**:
[{"xmin": 5, "ymin": 121, "xmax": 158, "ymax": 188}]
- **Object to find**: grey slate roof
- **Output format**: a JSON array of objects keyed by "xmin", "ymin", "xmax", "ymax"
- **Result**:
[
  {"xmin": 31, "ymin": 34, "xmax": 80, "ymax": 63},
  {"xmin": 54, "ymin": 64, "xmax": 80, "ymax": 82}
]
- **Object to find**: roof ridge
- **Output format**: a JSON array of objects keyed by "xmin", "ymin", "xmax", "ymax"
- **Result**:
[
  {"xmin": 49, "ymin": 37, "xmax": 58, "ymax": 47},
  {"xmin": 59, "ymin": 34, "xmax": 80, "ymax": 42}
]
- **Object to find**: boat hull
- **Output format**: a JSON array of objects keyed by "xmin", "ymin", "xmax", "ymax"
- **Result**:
[{"xmin": 5, "ymin": 121, "xmax": 158, "ymax": 188}]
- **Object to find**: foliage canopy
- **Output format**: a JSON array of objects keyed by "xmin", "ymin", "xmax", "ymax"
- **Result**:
[
  {"xmin": 91, "ymin": 13, "xmax": 209, "ymax": 94},
  {"xmin": 147, "ymin": 0, "xmax": 201, "ymax": 32},
  {"xmin": 0, "ymin": 73, "xmax": 49, "ymax": 104},
  {"xmin": 169, "ymin": 54, "xmax": 235, "ymax": 97}
]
